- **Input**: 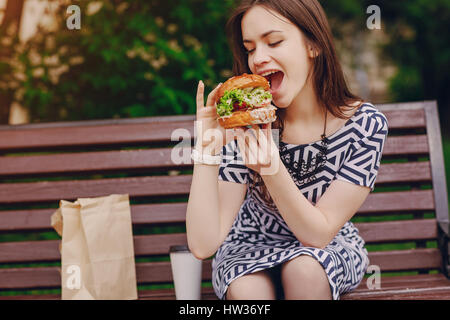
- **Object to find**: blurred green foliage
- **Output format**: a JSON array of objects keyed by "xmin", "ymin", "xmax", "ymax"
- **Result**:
[
  {"xmin": 323, "ymin": 0, "xmax": 450, "ymax": 134},
  {"xmin": 1, "ymin": 0, "xmax": 236, "ymax": 121},
  {"xmin": 0, "ymin": 0, "xmax": 448, "ymax": 130}
]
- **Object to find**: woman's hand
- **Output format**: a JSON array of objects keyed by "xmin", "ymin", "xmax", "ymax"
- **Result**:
[
  {"xmin": 195, "ymin": 80, "xmax": 234, "ymax": 156},
  {"xmin": 235, "ymin": 123, "xmax": 281, "ymax": 176}
]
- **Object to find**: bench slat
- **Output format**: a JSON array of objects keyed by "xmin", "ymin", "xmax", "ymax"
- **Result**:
[
  {"xmin": 0, "ymin": 148, "xmax": 191, "ymax": 177},
  {"xmin": 0, "ymin": 172, "xmax": 436, "ymax": 205},
  {"xmin": 0, "ymin": 203, "xmax": 187, "ymax": 232},
  {"xmin": 357, "ymin": 189, "xmax": 435, "ymax": 214},
  {"xmin": 0, "ymin": 120, "xmax": 195, "ymax": 152},
  {"xmin": 0, "ymin": 234, "xmax": 187, "ymax": 263},
  {"xmin": 0, "ymin": 175, "xmax": 193, "ymax": 204},
  {"xmin": 0, "ymin": 108, "xmax": 425, "ymax": 152},
  {"xmin": 0, "ymin": 249, "xmax": 442, "ymax": 290},
  {"xmin": 0, "ymin": 190, "xmax": 436, "ymax": 232},
  {"xmin": 382, "ymin": 135, "xmax": 429, "ymax": 156},
  {"xmin": 3, "ymin": 274, "xmax": 449, "ymax": 300},
  {"xmin": 376, "ymin": 108, "xmax": 425, "ymax": 129},
  {"xmin": 0, "ymin": 260, "xmax": 212, "ymax": 289},
  {"xmin": 0, "ymin": 151, "xmax": 432, "ymax": 188},
  {"xmin": 0, "ymin": 220, "xmax": 438, "ymax": 263},
  {"xmin": 369, "ymin": 248, "xmax": 442, "ymax": 272},
  {"xmin": 0, "ymin": 134, "xmax": 430, "ymax": 177},
  {"xmin": 376, "ymin": 161, "xmax": 431, "ymax": 184},
  {"xmin": 356, "ymin": 219, "xmax": 437, "ymax": 243}
]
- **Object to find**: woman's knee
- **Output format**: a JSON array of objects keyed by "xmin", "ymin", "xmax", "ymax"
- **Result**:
[
  {"xmin": 281, "ymin": 255, "xmax": 332, "ymax": 300},
  {"xmin": 226, "ymin": 270, "xmax": 276, "ymax": 300}
]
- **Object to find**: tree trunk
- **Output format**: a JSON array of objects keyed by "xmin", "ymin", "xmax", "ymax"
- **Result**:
[{"xmin": 0, "ymin": 0, "xmax": 25, "ymax": 124}]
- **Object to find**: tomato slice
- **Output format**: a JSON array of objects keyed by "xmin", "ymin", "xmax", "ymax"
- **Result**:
[{"xmin": 233, "ymin": 101, "xmax": 248, "ymax": 111}]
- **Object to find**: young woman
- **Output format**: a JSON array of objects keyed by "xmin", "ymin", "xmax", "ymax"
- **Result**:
[{"xmin": 186, "ymin": 0, "xmax": 388, "ymax": 300}]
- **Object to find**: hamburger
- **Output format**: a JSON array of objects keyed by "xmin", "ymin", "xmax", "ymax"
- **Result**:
[{"xmin": 216, "ymin": 73, "xmax": 277, "ymax": 129}]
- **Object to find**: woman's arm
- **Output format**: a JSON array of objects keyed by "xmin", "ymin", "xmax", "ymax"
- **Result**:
[
  {"xmin": 261, "ymin": 163, "xmax": 370, "ymax": 249},
  {"xmin": 234, "ymin": 124, "xmax": 373, "ymax": 249},
  {"xmin": 186, "ymin": 162, "xmax": 247, "ymax": 259}
]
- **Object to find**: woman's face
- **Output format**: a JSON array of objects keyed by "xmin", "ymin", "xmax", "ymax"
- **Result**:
[{"xmin": 241, "ymin": 5, "xmax": 315, "ymax": 108}]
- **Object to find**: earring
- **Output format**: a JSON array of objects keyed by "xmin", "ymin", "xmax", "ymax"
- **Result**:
[{"xmin": 309, "ymin": 48, "xmax": 318, "ymax": 58}]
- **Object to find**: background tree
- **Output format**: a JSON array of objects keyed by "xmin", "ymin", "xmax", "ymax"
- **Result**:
[
  {"xmin": 2, "ymin": 0, "xmax": 236, "ymax": 121},
  {"xmin": 322, "ymin": 0, "xmax": 450, "ymax": 135},
  {"xmin": 0, "ymin": 0, "xmax": 25, "ymax": 124},
  {"xmin": 0, "ymin": 0, "xmax": 448, "ymax": 136}
]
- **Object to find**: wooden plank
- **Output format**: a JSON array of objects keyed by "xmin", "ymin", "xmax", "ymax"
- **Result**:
[
  {"xmin": 0, "ymin": 233, "xmax": 188, "ymax": 263},
  {"xmin": 424, "ymin": 101, "xmax": 450, "ymax": 237},
  {"xmin": 377, "ymin": 101, "xmax": 429, "ymax": 113},
  {"xmin": 0, "ymin": 260, "xmax": 213, "ymax": 290},
  {"xmin": 355, "ymin": 219, "xmax": 437, "ymax": 243},
  {"xmin": 0, "ymin": 144, "xmax": 432, "ymax": 185},
  {"xmin": 341, "ymin": 274, "xmax": 450, "ymax": 300},
  {"xmin": 0, "ymin": 148, "xmax": 193, "ymax": 177},
  {"xmin": 0, "ymin": 173, "xmax": 436, "ymax": 207},
  {"xmin": 0, "ymin": 115, "xmax": 196, "ymax": 131},
  {"xmin": 0, "ymin": 120, "xmax": 195, "ymax": 152},
  {"xmin": 357, "ymin": 189, "xmax": 435, "ymax": 214},
  {"xmin": 343, "ymin": 287, "xmax": 450, "ymax": 300},
  {"xmin": 0, "ymin": 220, "xmax": 438, "ymax": 263},
  {"xmin": 368, "ymin": 249, "xmax": 442, "ymax": 272},
  {"xmin": 6, "ymin": 287, "xmax": 450, "ymax": 301},
  {"xmin": 0, "ymin": 249, "xmax": 442, "ymax": 290},
  {"xmin": 3, "ymin": 275, "xmax": 450, "ymax": 300},
  {"xmin": 0, "ymin": 190, "xmax": 436, "ymax": 232},
  {"xmin": 377, "ymin": 107, "xmax": 426, "ymax": 129},
  {"xmin": 0, "ymin": 175, "xmax": 193, "ymax": 204},
  {"xmin": 381, "ymin": 135, "xmax": 429, "ymax": 156},
  {"xmin": 0, "ymin": 287, "xmax": 218, "ymax": 300},
  {"xmin": 376, "ymin": 161, "xmax": 431, "ymax": 184},
  {"xmin": 0, "ymin": 108, "xmax": 427, "ymax": 152},
  {"xmin": 0, "ymin": 203, "xmax": 188, "ymax": 232},
  {"xmin": 345, "ymin": 274, "xmax": 450, "ymax": 293}
]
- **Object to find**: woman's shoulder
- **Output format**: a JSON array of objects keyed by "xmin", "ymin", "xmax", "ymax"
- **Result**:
[{"xmin": 353, "ymin": 102, "xmax": 389, "ymax": 135}]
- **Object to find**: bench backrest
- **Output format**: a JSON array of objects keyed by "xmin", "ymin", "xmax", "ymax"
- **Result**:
[{"xmin": 0, "ymin": 101, "xmax": 448, "ymax": 298}]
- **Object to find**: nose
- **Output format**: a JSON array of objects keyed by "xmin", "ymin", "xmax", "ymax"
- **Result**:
[{"xmin": 250, "ymin": 46, "xmax": 271, "ymax": 68}]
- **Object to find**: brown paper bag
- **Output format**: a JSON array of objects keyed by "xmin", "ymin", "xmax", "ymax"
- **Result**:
[{"xmin": 51, "ymin": 194, "xmax": 138, "ymax": 300}]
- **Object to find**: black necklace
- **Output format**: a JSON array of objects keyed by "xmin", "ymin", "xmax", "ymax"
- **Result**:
[{"xmin": 280, "ymin": 109, "xmax": 329, "ymax": 187}]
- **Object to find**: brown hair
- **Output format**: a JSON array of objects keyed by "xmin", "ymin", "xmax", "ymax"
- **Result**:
[{"xmin": 226, "ymin": 0, "xmax": 363, "ymax": 204}]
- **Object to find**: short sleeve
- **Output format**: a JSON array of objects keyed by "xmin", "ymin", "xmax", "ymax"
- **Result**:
[
  {"xmin": 335, "ymin": 111, "xmax": 388, "ymax": 191},
  {"xmin": 218, "ymin": 140, "xmax": 250, "ymax": 184}
]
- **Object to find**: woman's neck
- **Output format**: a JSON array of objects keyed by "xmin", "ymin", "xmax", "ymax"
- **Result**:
[{"xmin": 284, "ymin": 79, "xmax": 325, "ymax": 128}]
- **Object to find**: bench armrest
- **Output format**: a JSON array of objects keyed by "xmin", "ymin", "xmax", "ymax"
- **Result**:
[{"xmin": 438, "ymin": 222, "xmax": 450, "ymax": 279}]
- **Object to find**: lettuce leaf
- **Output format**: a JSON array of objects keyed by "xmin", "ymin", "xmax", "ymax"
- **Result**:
[{"xmin": 216, "ymin": 87, "xmax": 272, "ymax": 117}]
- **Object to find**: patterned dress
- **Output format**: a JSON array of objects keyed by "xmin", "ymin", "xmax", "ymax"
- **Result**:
[{"xmin": 212, "ymin": 103, "xmax": 389, "ymax": 300}]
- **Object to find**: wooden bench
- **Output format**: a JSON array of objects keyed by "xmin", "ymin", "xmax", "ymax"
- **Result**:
[{"xmin": 0, "ymin": 100, "xmax": 449, "ymax": 300}]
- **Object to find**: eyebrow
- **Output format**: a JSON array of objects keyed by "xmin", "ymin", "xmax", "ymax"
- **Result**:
[{"xmin": 243, "ymin": 30, "xmax": 282, "ymax": 43}]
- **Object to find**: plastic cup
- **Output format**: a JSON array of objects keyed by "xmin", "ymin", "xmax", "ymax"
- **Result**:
[{"xmin": 169, "ymin": 245, "xmax": 202, "ymax": 300}]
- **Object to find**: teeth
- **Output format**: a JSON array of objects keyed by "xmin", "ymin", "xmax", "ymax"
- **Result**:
[{"xmin": 260, "ymin": 70, "xmax": 278, "ymax": 77}]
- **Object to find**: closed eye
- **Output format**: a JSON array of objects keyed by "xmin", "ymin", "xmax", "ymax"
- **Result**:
[
  {"xmin": 269, "ymin": 40, "xmax": 283, "ymax": 47},
  {"xmin": 245, "ymin": 40, "xmax": 283, "ymax": 54}
]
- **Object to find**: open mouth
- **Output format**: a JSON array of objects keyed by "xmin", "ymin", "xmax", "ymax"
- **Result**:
[{"xmin": 263, "ymin": 71, "xmax": 284, "ymax": 92}]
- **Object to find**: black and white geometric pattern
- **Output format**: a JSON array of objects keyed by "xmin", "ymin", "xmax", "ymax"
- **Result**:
[{"xmin": 213, "ymin": 103, "xmax": 388, "ymax": 300}]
